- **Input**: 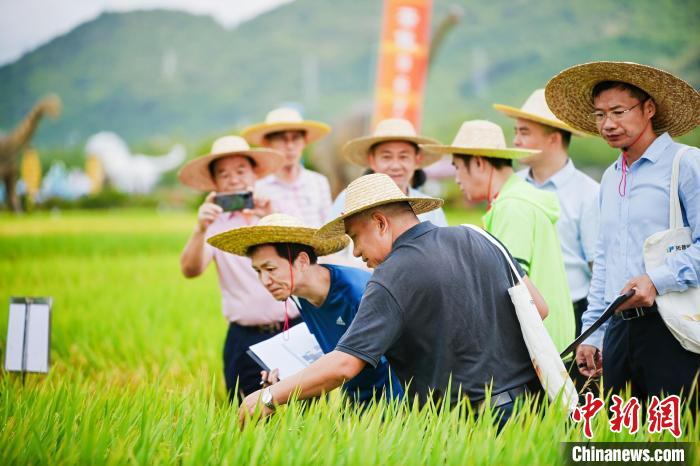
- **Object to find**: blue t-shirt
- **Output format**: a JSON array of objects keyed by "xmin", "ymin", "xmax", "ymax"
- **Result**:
[{"xmin": 297, "ymin": 264, "xmax": 402, "ymax": 404}]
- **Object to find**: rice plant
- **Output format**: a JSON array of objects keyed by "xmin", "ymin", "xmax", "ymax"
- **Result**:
[{"xmin": 0, "ymin": 209, "xmax": 697, "ymax": 465}]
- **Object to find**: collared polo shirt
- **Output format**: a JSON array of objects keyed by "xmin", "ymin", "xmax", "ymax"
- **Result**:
[
  {"xmin": 336, "ymin": 221, "xmax": 536, "ymax": 404},
  {"xmin": 298, "ymin": 264, "xmax": 402, "ymax": 404},
  {"xmin": 519, "ymin": 159, "xmax": 600, "ymax": 301},
  {"xmin": 582, "ymin": 133, "xmax": 700, "ymax": 349},
  {"xmin": 256, "ymin": 167, "xmax": 332, "ymax": 227}
]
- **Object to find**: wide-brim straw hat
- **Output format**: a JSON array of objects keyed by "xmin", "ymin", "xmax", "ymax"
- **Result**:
[
  {"xmin": 241, "ymin": 107, "xmax": 331, "ymax": 146},
  {"xmin": 343, "ymin": 118, "xmax": 442, "ymax": 168},
  {"xmin": 178, "ymin": 135, "xmax": 284, "ymax": 191},
  {"xmin": 207, "ymin": 213, "xmax": 349, "ymax": 257},
  {"xmin": 493, "ymin": 89, "xmax": 587, "ymax": 137},
  {"xmin": 420, "ymin": 120, "xmax": 539, "ymax": 159},
  {"xmin": 317, "ymin": 173, "xmax": 443, "ymax": 238},
  {"xmin": 544, "ymin": 61, "xmax": 700, "ymax": 137}
]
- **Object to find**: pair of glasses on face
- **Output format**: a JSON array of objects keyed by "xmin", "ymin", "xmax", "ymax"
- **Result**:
[
  {"xmin": 266, "ymin": 132, "xmax": 305, "ymax": 144},
  {"xmin": 589, "ymin": 99, "xmax": 647, "ymax": 124}
]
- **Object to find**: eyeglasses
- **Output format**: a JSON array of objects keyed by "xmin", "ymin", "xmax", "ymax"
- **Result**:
[
  {"xmin": 589, "ymin": 100, "xmax": 645, "ymax": 124},
  {"xmin": 265, "ymin": 131, "xmax": 305, "ymax": 144}
]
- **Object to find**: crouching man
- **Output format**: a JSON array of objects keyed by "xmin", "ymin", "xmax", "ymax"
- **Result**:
[{"xmin": 207, "ymin": 213, "xmax": 403, "ymax": 406}]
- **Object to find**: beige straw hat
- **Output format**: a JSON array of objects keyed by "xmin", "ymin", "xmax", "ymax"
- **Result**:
[
  {"xmin": 207, "ymin": 213, "xmax": 349, "ymax": 257},
  {"xmin": 177, "ymin": 136, "xmax": 284, "ymax": 191},
  {"xmin": 317, "ymin": 173, "xmax": 444, "ymax": 238},
  {"xmin": 420, "ymin": 120, "xmax": 540, "ymax": 159},
  {"xmin": 178, "ymin": 135, "xmax": 284, "ymax": 191},
  {"xmin": 493, "ymin": 89, "xmax": 587, "ymax": 136},
  {"xmin": 342, "ymin": 118, "xmax": 442, "ymax": 168},
  {"xmin": 544, "ymin": 61, "xmax": 700, "ymax": 137},
  {"xmin": 241, "ymin": 107, "xmax": 331, "ymax": 146}
]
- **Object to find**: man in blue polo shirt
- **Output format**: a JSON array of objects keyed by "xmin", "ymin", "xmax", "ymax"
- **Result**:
[{"xmin": 207, "ymin": 213, "xmax": 402, "ymax": 406}]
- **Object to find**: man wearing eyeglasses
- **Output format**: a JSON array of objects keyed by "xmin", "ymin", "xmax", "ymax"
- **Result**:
[
  {"xmin": 241, "ymin": 107, "xmax": 333, "ymax": 227},
  {"xmin": 545, "ymin": 62, "xmax": 700, "ymax": 402}
]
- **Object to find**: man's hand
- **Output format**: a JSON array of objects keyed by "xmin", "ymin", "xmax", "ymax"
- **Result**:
[
  {"xmin": 238, "ymin": 389, "xmax": 274, "ymax": 428},
  {"xmin": 260, "ymin": 369, "xmax": 280, "ymax": 388},
  {"xmin": 242, "ymin": 191, "xmax": 273, "ymax": 218},
  {"xmin": 617, "ymin": 274, "xmax": 657, "ymax": 312},
  {"xmin": 575, "ymin": 344, "xmax": 602, "ymax": 378},
  {"xmin": 197, "ymin": 191, "xmax": 222, "ymax": 233}
]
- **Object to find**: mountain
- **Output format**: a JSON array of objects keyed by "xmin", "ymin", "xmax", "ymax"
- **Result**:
[{"xmin": 1, "ymin": 0, "xmax": 698, "ymax": 157}]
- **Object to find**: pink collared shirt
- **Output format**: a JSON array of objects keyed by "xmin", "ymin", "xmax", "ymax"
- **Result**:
[
  {"xmin": 204, "ymin": 212, "xmax": 299, "ymax": 325},
  {"xmin": 255, "ymin": 167, "xmax": 332, "ymax": 227}
]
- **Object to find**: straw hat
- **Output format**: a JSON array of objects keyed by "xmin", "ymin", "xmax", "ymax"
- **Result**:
[
  {"xmin": 317, "ymin": 173, "xmax": 443, "ymax": 238},
  {"xmin": 178, "ymin": 136, "xmax": 283, "ymax": 191},
  {"xmin": 545, "ymin": 61, "xmax": 700, "ymax": 137},
  {"xmin": 241, "ymin": 107, "xmax": 331, "ymax": 146},
  {"xmin": 342, "ymin": 118, "xmax": 442, "ymax": 167},
  {"xmin": 420, "ymin": 120, "xmax": 540, "ymax": 159},
  {"xmin": 207, "ymin": 213, "xmax": 349, "ymax": 257},
  {"xmin": 493, "ymin": 89, "xmax": 587, "ymax": 136}
]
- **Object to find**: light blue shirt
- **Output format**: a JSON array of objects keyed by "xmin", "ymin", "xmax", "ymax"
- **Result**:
[
  {"xmin": 583, "ymin": 133, "xmax": 700, "ymax": 349},
  {"xmin": 519, "ymin": 159, "xmax": 600, "ymax": 301},
  {"xmin": 327, "ymin": 186, "xmax": 448, "ymax": 226}
]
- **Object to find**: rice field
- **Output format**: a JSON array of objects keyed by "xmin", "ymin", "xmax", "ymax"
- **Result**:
[{"xmin": 0, "ymin": 208, "xmax": 697, "ymax": 465}]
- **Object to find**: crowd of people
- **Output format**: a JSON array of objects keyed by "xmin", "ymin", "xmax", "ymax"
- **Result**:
[{"xmin": 177, "ymin": 61, "xmax": 700, "ymax": 427}]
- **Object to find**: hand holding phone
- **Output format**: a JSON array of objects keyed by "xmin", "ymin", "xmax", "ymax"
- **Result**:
[
  {"xmin": 197, "ymin": 191, "xmax": 223, "ymax": 232},
  {"xmin": 214, "ymin": 191, "xmax": 254, "ymax": 212}
]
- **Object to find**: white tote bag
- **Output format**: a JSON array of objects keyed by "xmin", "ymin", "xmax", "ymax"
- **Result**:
[
  {"xmin": 463, "ymin": 224, "xmax": 578, "ymax": 411},
  {"xmin": 643, "ymin": 146, "xmax": 700, "ymax": 354}
]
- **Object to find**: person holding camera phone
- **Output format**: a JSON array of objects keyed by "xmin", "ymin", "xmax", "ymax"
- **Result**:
[{"xmin": 178, "ymin": 135, "xmax": 303, "ymax": 402}]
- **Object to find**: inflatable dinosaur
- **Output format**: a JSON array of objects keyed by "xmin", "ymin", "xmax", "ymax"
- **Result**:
[
  {"xmin": 0, "ymin": 95, "xmax": 61, "ymax": 211},
  {"xmin": 85, "ymin": 132, "xmax": 185, "ymax": 194}
]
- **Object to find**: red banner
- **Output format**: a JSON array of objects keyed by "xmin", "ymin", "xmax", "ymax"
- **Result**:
[{"xmin": 372, "ymin": 0, "xmax": 433, "ymax": 131}]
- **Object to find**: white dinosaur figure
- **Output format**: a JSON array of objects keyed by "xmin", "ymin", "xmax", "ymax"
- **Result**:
[{"xmin": 85, "ymin": 132, "xmax": 185, "ymax": 194}]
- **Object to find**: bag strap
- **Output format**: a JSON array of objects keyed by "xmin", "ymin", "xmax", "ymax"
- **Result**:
[
  {"xmin": 462, "ymin": 224, "xmax": 524, "ymax": 286},
  {"xmin": 669, "ymin": 146, "xmax": 691, "ymax": 229}
]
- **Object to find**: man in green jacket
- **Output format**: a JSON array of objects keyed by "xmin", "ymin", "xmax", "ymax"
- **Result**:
[{"xmin": 422, "ymin": 120, "xmax": 575, "ymax": 351}]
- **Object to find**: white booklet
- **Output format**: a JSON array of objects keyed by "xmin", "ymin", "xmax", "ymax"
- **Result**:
[{"xmin": 247, "ymin": 322, "xmax": 324, "ymax": 380}]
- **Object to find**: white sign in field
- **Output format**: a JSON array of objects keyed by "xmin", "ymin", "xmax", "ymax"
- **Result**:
[{"xmin": 5, "ymin": 297, "xmax": 51, "ymax": 374}]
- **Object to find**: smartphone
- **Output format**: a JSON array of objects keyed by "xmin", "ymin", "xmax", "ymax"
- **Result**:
[{"xmin": 213, "ymin": 191, "xmax": 254, "ymax": 212}]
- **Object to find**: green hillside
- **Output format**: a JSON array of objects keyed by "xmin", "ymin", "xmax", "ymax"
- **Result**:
[{"xmin": 0, "ymin": 0, "xmax": 698, "ymax": 167}]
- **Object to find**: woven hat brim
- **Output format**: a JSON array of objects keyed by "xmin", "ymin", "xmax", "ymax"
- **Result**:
[
  {"xmin": 419, "ymin": 144, "xmax": 539, "ymax": 160},
  {"xmin": 178, "ymin": 148, "xmax": 283, "ymax": 191},
  {"xmin": 317, "ymin": 196, "xmax": 444, "ymax": 239},
  {"xmin": 241, "ymin": 121, "xmax": 331, "ymax": 146},
  {"xmin": 492, "ymin": 104, "xmax": 588, "ymax": 137},
  {"xmin": 342, "ymin": 135, "xmax": 443, "ymax": 168},
  {"xmin": 207, "ymin": 225, "xmax": 350, "ymax": 257},
  {"xmin": 545, "ymin": 61, "xmax": 700, "ymax": 137}
]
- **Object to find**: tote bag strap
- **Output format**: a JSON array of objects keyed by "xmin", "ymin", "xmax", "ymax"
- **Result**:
[
  {"xmin": 669, "ymin": 146, "xmax": 691, "ymax": 229},
  {"xmin": 462, "ymin": 224, "xmax": 524, "ymax": 286}
]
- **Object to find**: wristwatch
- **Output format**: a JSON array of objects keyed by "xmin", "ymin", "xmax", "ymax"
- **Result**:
[{"xmin": 261, "ymin": 386, "xmax": 275, "ymax": 410}]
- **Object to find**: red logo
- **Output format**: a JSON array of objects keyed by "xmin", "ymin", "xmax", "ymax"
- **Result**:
[{"xmin": 571, "ymin": 394, "xmax": 682, "ymax": 438}]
